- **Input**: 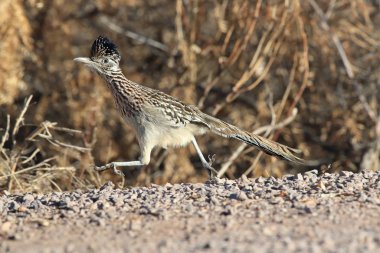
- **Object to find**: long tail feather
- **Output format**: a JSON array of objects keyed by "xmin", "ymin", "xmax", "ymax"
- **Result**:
[{"xmin": 200, "ymin": 113, "xmax": 305, "ymax": 165}]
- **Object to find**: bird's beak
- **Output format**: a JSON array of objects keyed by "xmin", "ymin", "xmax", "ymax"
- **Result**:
[
  {"xmin": 73, "ymin": 57, "xmax": 99, "ymax": 72},
  {"xmin": 73, "ymin": 57, "xmax": 92, "ymax": 64}
]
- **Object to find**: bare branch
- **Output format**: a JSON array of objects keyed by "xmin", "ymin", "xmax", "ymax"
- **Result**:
[
  {"xmin": 99, "ymin": 15, "xmax": 169, "ymax": 53},
  {"xmin": 309, "ymin": 0, "xmax": 377, "ymax": 122},
  {"xmin": 12, "ymin": 95, "xmax": 33, "ymax": 141},
  {"xmin": 0, "ymin": 114, "xmax": 10, "ymax": 149}
]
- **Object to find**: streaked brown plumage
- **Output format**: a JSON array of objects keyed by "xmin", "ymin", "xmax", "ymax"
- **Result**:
[{"xmin": 74, "ymin": 36, "xmax": 304, "ymax": 178}]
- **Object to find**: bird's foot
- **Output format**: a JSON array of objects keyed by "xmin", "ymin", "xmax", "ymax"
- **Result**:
[
  {"xmin": 94, "ymin": 163, "xmax": 125, "ymax": 187},
  {"xmin": 208, "ymin": 154, "xmax": 216, "ymax": 166},
  {"xmin": 203, "ymin": 154, "xmax": 218, "ymax": 179},
  {"xmin": 94, "ymin": 162, "xmax": 123, "ymax": 176}
]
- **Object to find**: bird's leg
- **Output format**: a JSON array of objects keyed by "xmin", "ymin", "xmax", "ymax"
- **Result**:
[
  {"xmin": 94, "ymin": 161, "xmax": 145, "ymax": 176},
  {"xmin": 191, "ymin": 137, "xmax": 218, "ymax": 179},
  {"xmin": 95, "ymin": 161, "xmax": 146, "ymax": 188},
  {"xmin": 95, "ymin": 144, "xmax": 152, "ymax": 176}
]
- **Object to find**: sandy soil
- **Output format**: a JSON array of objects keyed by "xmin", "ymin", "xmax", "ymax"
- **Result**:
[{"xmin": 1, "ymin": 170, "xmax": 380, "ymax": 253}]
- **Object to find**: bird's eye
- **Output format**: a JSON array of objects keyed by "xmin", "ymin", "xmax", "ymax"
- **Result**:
[{"xmin": 102, "ymin": 59, "xmax": 109, "ymax": 64}]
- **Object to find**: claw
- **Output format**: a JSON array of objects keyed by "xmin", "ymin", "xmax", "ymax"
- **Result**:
[
  {"xmin": 202, "ymin": 161, "xmax": 218, "ymax": 179},
  {"xmin": 93, "ymin": 163, "xmax": 125, "ymax": 188},
  {"xmin": 208, "ymin": 154, "xmax": 216, "ymax": 166},
  {"xmin": 113, "ymin": 166, "xmax": 124, "ymax": 177},
  {"xmin": 94, "ymin": 163, "xmax": 124, "ymax": 177}
]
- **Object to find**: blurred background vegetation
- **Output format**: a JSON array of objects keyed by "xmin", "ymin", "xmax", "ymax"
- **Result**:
[{"xmin": 0, "ymin": 0, "xmax": 379, "ymax": 192}]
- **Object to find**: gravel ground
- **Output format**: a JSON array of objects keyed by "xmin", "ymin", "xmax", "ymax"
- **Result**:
[{"xmin": 1, "ymin": 170, "xmax": 380, "ymax": 253}]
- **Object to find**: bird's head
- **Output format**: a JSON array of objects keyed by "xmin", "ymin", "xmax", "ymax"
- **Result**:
[{"xmin": 74, "ymin": 36, "xmax": 121, "ymax": 76}]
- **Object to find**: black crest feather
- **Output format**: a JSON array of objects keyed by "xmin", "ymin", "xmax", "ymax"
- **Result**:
[{"xmin": 91, "ymin": 36, "xmax": 120, "ymax": 60}]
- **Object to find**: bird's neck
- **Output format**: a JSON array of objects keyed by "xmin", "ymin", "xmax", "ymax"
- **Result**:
[
  {"xmin": 103, "ymin": 70, "xmax": 139, "ymax": 92},
  {"xmin": 102, "ymin": 70, "xmax": 143, "ymax": 116}
]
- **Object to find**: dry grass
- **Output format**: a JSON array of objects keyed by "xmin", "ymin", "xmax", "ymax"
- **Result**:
[
  {"xmin": 0, "ymin": 0, "xmax": 379, "ymax": 192},
  {"xmin": 0, "ymin": 96, "xmax": 102, "ymax": 192}
]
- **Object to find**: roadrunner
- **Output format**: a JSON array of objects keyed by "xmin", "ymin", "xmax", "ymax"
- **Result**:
[{"xmin": 74, "ymin": 36, "xmax": 304, "ymax": 178}]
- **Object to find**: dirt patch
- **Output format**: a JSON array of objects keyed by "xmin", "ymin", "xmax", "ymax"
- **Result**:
[
  {"xmin": 1, "ymin": 1, "xmax": 380, "ymax": 192},
  {"xmin": 1, "ymin": 170, "xmax": 380, "ymax": 253}
]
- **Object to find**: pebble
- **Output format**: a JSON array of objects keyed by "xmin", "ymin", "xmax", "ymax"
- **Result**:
[
  {"xmin": 269, "ymin": 197, "xmax": 284, "ymax": 204},
  {"xmin": 256, "ymin": 177, "xmax": 265, "ymax": 183},
  {"xmin": 1, "ymin": 170, "xmax": 379, "ymax": 252},
  {"xmin": 210, "ymin": 196, "xmax": 220, "ymax": 205},
  {"xmin": 240, "ymin": 174, "xmax": 250, "ymax": 184},
  {"xmin": 1, "ymin": 221, "xmax": 12, "ymax": 233},
  {"xmin": 297, "ymin": 173, "xmax": 304, "ymax": 181},
  {"xmin": 340, "ymin": 171, "xmax": 353, "ymax": 177},
  {"xmin": 23, "ymin": 194, "xmax": 35, "ymax": 203},
  {"xmin": 237, "ymin": 191, "xmax": 248, "ymax": 201},
  {"xmin": 7, "ymin": 201, "xmax": 20, "ymax": 212}
]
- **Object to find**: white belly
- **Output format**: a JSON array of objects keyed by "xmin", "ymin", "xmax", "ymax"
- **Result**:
[
  {"xmin": 126, "ymin": 116, "xmax": 207, "ymax": 149},
  {"xmin": 144, "ymin": 122, "xmax": 206, "ymax": 148},
  {"xmin": 161, "ymin": 127, "xmax": 194, "ymax": 147}
]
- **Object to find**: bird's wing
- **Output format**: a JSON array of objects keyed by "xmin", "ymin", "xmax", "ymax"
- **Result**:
[{"xmin": 141, "ymin": 89, "xmax": 209, "ymax": 128}]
